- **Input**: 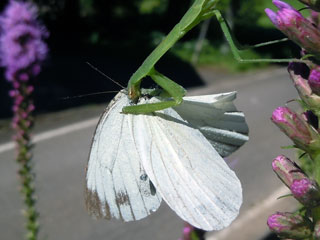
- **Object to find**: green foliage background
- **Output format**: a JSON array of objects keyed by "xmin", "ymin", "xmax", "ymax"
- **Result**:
[
  {"xmin": 0, "ymin": 0, "xmax": 307, "ymax": 71},
  {"xmin": 0, "ymin": 0, "xmax": 311, "ymax": 117}
]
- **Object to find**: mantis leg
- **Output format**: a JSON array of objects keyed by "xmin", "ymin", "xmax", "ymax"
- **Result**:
[
  {"xmin": 122, "ymin": 69, "xmax": 186, "ymax": 114},
  {"xmin": 212, "ymin": 10, "xmax": 310, "ymax": 64}
]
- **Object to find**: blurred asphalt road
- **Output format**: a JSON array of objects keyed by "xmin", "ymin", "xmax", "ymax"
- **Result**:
[{"xmin": 0, "ymin": 66, "xmax": 300, "ymax": 240}]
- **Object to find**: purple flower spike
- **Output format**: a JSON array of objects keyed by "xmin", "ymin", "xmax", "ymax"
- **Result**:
[
  {"xmin": 267, "ymin": 212, "xmax": 312, "ymax": 239},
  {"xmin": 0, "ymin": 2, "xmax": 49, "ymax": 238},
  {"xmin": 265, "ymin": 1, "xmax": 320, "ymax": 58}
]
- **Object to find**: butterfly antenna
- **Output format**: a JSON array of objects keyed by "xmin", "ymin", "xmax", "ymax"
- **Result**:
[
  {"xmin": 86, "ymin": 62, "xmax": 125, "ymax": 89},
  {"xmin": 61, "ymin": 91, "xmax": 119, "ymax": 100}
]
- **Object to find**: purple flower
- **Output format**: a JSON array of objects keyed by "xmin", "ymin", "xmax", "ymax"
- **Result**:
[
  {"xmin": 309, "ymin": 66, "xmax": 320, "ymax": 95},
  {"xmin": 265, "ymin": 0, "xmax": 320, "ymax": 58},
  {"xmin": 0, "ymin": 0, "xmax": 48, "ymax": 82},
  {"xmin": 267, "ymin": 212, "xmax": 312, "ymax": 239}
]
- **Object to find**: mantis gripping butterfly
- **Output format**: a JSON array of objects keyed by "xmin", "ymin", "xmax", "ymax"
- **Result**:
[{"xmin": 85, "ymin": 0, "xmax": 250, "ymax": 231}]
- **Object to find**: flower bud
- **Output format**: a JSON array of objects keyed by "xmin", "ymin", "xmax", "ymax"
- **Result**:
[
  {"xmin": 288, "ymin": 62, "xmax": 320, "ymax": 110},
  {"xmin": 267, "ymin": 212, "xmax": 312, "ymax": 239},
  {"xmin": 272, "ymin": 155, "xmax": 306, "ymax": 187},
  {"xmin": 271, "ymin": 107, "xmax": 319, "ymax": 150},
  {"xmin": 272, "ymin": 156, "xmax": 320, "ymax": 206},
  {"xmin": 265, "ymin": 0, "xmax": 320, "ymax": 58},
  {"xmin": 290, "ymin": 178, "xmax": 320, "ymax": 207},
  {"xmin": 298, "ymin": 0, "xmax": 320, "ymax": 11}
]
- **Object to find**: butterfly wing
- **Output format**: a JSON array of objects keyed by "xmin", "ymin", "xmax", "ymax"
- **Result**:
[
  {"xmin": 174, "ymin": 92, "xmax": 249, "ymax": 157},
  {"xmin": 131, "ymin": 106, "xmax": 242, "ymax": 231},
  {"xmin": 85, "ymin": 91, "xmax": 162, "ymax": 221}
]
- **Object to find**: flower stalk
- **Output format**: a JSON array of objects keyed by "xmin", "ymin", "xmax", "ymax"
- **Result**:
[
  {"xmin": 0, "ymin": 1, "xmax": 48, "ymax": 239},
  {"xmin": 265, "ymin": 0, "xmax": 320, "ymax": 238},
  {"xmin": 11, "ymin": 79, "xmax": 39, "ymax": 240}
]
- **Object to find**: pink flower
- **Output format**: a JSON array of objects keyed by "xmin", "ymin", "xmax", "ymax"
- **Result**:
[{"xmin": 265, "ymin": 0, "xmax": 320, "ymax": 58}]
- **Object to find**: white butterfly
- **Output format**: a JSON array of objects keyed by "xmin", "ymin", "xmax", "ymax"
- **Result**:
[{"xmin": 85, "ymin": 90, "xmax": 248, "ymax": 231}]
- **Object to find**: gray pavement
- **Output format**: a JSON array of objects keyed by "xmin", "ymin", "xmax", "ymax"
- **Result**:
[{"xmin": 0, "ymin": 66, "xmax": 300, "ymax": 240}]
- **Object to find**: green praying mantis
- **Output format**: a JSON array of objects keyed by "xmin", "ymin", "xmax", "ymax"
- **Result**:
[{"xmin": 121, "ymin": 0, "xmax": 307, "ymax": 114}]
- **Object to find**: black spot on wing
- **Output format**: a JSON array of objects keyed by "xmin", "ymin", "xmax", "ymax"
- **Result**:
[
  {"xmin": 149, "ymin": 180, "xmax": 157, "ymax": 196},
  {"xmin": 116, "ymin": 191, "xmax": 130, "ymax": 205}
]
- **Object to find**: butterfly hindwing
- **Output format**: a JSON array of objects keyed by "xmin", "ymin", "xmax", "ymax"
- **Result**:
[{"xmin": 131, "ymin": 106, "xmax": 242, "ymax": 231}]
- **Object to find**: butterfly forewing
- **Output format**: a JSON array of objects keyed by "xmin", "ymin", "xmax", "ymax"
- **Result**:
[
  {"xmin": 173, "ymin": 92, "xmax": 249, "ymax": 157},
  {"xmin": 85, "ymin": 91, "xmax": 162, "ymax": 221}
]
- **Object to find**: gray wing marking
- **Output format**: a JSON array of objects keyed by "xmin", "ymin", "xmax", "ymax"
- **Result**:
[{"xmin": 174, "ymin": 92, "xmax": 249, "ymax": 157}]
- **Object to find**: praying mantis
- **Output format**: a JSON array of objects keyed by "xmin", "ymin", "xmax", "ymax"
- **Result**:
[
  {"xmin": 122, "ymin": 0, "xmax": 305, "ymax": 114},
  {"xmin": 85, "ymin": 0, "xmax": 250, "ymax": 229}
]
